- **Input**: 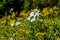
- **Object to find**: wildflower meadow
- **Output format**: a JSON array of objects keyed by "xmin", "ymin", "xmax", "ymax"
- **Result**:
[{"xmin": 0, "ymin": 0, "xmax": 60, "ymax": 40}]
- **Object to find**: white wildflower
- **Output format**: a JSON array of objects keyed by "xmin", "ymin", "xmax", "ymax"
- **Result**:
[
  {"xmin": 10, "ymin": 8, "xmax": 13, "ymax": 11},
  {"xmin": 35, "ymin": 10, "xmax": 39, "ymax": 16},
  {"xmin": 10, "ymin": 38, "xmax": 14, "ymax": 40},
  {"xmin": 30, "ymin": 18, "xmax": 36, "ymax": 22},
  {"xmin": 30, "ymin": 12, "xmax": 34, "ymax": 16},
  {"xmin": 15, "ymin": 21, "xmax": 21, "ymax": 26},
  {"xmin": 10, "ymin": 8, "xmax": 14, "ymax": 13},
  {"xmin": 27, "ymin": 16, "xmax": 31, "ymax": 20},
  {"xmin": 27, "ymin": 8, "xmax": 40, "ymax": 22},
  {"xmin": 34, "ymin": 13, "xmax": 39, "ymax": 16}
]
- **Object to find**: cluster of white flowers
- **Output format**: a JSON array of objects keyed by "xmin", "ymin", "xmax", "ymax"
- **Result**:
[
  {"xmin": 11, "ymin": 21, "xmax": 21, "ymax": 27},
  {"xmin": 27, "ymin": 9, "xmax": 40, "ymax": 22}
]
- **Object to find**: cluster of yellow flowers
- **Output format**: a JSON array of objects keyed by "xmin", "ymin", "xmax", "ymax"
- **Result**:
[
  {"xmin": 20, "ymin": 11, "xmax": 30, "ymax": 18},
  {"xmin": 41, "ymin": 6, "xmax": 59, "ymax": 17},
  {"xmin": 36, "ymin": 32, "xmax": 46, "ymax": 37},
  {"xmin": 20, "ymin": 29, "xmax": 30, "ymax": 34}
]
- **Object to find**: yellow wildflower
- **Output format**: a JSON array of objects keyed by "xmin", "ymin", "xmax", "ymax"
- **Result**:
[
  {"xmin": 57, "ymin": 38, "xmax": 60, "ymax": 40},
  {"xmin": 8, "ymin": 15, "xmax": 12, "ymax": 19},
  {"xmin": 36, "ymin": 32, "xmax": 46, "ymax": 36},
  {"xmin": 20, "ymin": 29, "xmax": 22, "ymax": 31},
  {"xmin": 53, "ymin": 6, "xmax": 59, "ymax": 10},
  {"xmin": 20, "ymin": 36, "xmax": 24, "ymax": 40},
  {"xmin": 11, "ymin": 12, "xmax": 16, "ymax": 18},
  {"xmin": 20, "ymin": 11, "xmax": 25, "ymax": 17},
  {"xmin": 1, "ymin": 17, "xmax": 5, "ymax": 21},
  {"xmin": 16, "ymin": 17, "xmax": 23, "ymax": 21},
  {"xmin": 0, "ymin": 26, "xmax": 3, "ymax": 28},
  {"xmin": 1, "ymin": 20, "xmax": 6, "ymax": 24},
  {"xmin": 20, "ymin": 11, "xmax": 30, "ymax": 18},
  {"xmin": 43, "ymin": 19, "xmax": 51, "ymax": 26},
  {"xmin": 20, "ymin": 38, "xmax": 23, "ymax": 40},
  {"xmin": 22, "ymin": 29, "xmax": 25, "ymax": 32},
  {"xmin": 49, "ymin": 8, "xmax": 53, "ymax": 14},
  {"xmin": 53, "ymin": 6, "xmax": 59, "ymax": 15},
  {"xmin": 9, "ymin": 19, "xmax": 16, "ymax": 24},
  {"xmin": 41, "ymin": 7, "xmax": 49, "ymax": 17},
  {"xmin": 25, "ymin": 30, "xmax": 30, "ymax": 34},
  {"xmin": 53, "ymin": 11, "xmax": 59, "ymax": 16}
]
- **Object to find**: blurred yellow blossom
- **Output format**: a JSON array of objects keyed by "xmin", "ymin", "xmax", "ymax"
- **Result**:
[
  {"xmin": 16, "ymin": 17, "xmax": 23, "ymax": 21},
  {"xmin": 9, "ymin": 19, "xmax": 16, "ymax": 24},
  {"xmin": 49, "ymin": 8, "xmax": 53, "ymax": 14},
  {"xmin": 20, "ymin": 38, "xmax": 23, "ymax": 40},
  {"xmin": 20, "ymin": 11, "xmax": 30, "ymax": 18},
  {"xmin": 53, "ymin": 6, "xmax": 59, "ymax": 10},
  {"xmin": 36, "ymin": 32, "xmax": 46, "ymax": 36},
  {"xmin": 0, "ymin": 26, "xmax": 4, "ymax": 28},
  {"xmin": 25, "ymin": 30, "xmax": 30, "ymax": 34},
  {"xmin": 8, "ymin": 15, "xmax": 12, "ymax": 20},
  {"xmin": 20, "ymin": 29, "xmax": 22, "ymax": 31},
  {"xmin": 43, "ymin": 18, "xmax": 51, "ymax": 26},
  {"xmin": 0, "ymin": 17, "xmax": 5, "ymax": 21},
  {"xmin": 41, "ymin": 7, "xmax": 49, "ymax": 17},
  {"xmin": 53, "ymin": 6, "xmax": 59, "ymax": 16},
  {"xmin": 1, "ymin": 20, "xmax": 6, "ymax": 24},
  {"xmin": 22, "ymin": 29, "xmax": 25, "ymax": 32},
  {"xmin": 11, "ymin": 12, "xmax": 16, "ymax": 18},
  {"xmin": 57, "ymin": 38, "xmax": 60, "ymax": 40}
]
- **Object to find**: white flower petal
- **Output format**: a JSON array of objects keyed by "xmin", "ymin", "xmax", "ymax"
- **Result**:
[
  {"xmin": 15, "ymin": 21, "xmax": 21, "ymax": 26},
  {"xmin": 30, "ymin": 12, "xmax": 34, "ymax": 16},
  {"xmin": 10, "ymin": 38, "xmax": 14, "ymax": 40},
  {"xmin": 27, "ymin": 16, "xmax": 31, "ymax": 20},
  {"xmin": 10, "ymin": 8, "xmax": 13, "ymax": 11},
  {"xmin": 35, "ymin": 13, "xmax": 39, "ymax": 16},
  {"xmin": 30, "ymin": 18, "xmax": 36, "ymax": 22},
  {"xmin": 35, "ymin": 10, "xmax": 39, "ymax": 16}
]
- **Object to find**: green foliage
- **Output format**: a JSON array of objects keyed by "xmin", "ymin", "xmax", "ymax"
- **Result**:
[{"xmin": 20, "ymin": 0, "xmax": 59, "ymax": 12}]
